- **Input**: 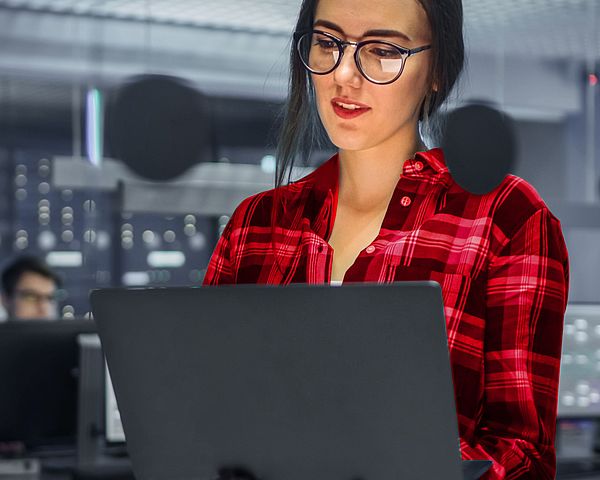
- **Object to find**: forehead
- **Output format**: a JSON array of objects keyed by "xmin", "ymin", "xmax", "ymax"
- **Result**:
[
  {"xmin": 16, "ymin": 272, "xmax": 56, "ymax": 293},
  {"xmin": 314, "ymin": 0, "xmax": 431, "ymax": 42}
]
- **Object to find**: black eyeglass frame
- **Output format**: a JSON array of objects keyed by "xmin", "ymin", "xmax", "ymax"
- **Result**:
[{"xmin": 294, "ymin": 29, "xmax": 432, "ymax": 85}]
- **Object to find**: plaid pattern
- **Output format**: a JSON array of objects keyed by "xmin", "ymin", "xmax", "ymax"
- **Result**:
[{"xmin": 203, "ymin": 148, "xmax": 570, "ymax": 479}]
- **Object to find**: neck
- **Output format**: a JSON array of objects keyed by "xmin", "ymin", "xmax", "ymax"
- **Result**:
[{"xmin": 337, "ymin": 130, "xmax": 426, "ymax": 213}]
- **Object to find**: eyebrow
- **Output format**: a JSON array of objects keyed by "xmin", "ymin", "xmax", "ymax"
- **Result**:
[{"xmin": 313, "ymin": 19, "xmax": 412, "ymax": 43}]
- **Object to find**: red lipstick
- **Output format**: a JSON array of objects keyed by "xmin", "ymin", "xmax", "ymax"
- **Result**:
[{"xmin": 331, "ymin": 97, "xmax": 371, "ymax": 120}]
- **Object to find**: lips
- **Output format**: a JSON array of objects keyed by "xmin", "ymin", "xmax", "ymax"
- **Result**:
[{"xmin": 331, "ymin": 97, "xmax": 371, "ymax": 120}]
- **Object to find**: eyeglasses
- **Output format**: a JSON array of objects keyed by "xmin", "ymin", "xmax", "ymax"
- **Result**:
[
  {"xmin": 294, "ymin": 29, "xmax": 431, "ymax": 85},
  {"xmin": 14, "ymin": 289, "xmax": 59, "ymax": 305}
]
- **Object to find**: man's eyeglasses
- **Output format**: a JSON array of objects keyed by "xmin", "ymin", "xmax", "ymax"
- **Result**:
[
  {"xmin": 294, "ymin": 29, "xmax": 431, "ymax": 85},
  {"xmin": 14, "ymin": 289, "xmax": 59, "ymax": 305}
]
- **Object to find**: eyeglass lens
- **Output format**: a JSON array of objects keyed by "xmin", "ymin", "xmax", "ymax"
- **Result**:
[{"xmin": 298, "ymin": 31, "xmax": 405, "ymax": 83}]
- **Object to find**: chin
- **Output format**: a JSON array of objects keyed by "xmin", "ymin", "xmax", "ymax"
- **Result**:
[{"xmin": 326, "ymin": 131, "xmax": 374, "ymax": 152}]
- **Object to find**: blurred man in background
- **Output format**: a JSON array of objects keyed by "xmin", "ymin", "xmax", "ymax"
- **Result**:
[{"xmin": 1, "ymin": 255, "xmax": 61, "ymax": 320}]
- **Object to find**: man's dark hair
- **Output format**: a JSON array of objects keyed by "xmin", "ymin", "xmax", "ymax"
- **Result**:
[{"xmin": 1, "ymin": 255, "xmax": 62, "ymax": 298}]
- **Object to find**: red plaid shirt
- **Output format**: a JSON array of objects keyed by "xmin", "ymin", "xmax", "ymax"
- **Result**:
[{"xmin": 203, "ymin": 148, "xmax": 570, "ymax": 479}]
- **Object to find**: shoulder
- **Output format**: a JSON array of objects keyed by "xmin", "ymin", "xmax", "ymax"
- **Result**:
[
  {"xmin": 443, "ymin": 169, "xmax": 556, "ymax": 233},
  {"xmin": 429, "ymin": 148, "xmax": 555, "ymax": 234},
  {"xmin": 442, "ymin": 171, "xmax": 562, "ymax": 258},
  {"xmin": 470, "ymin": 174, "xmax": 566, "ymax": 262},
  {"xmin": 227, "ymin": 156, "xmax": 335, "ymax": 231},
  {"xmin": 227, "ymin": 172, "xmax": 316, "ymax": 231},
  {"xmin": 487, "ymin": 174, "xmax": 558, "ymax": 237}
]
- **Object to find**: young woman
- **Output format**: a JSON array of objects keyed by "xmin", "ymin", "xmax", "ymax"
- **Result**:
[{"xmin": 203, "ymin": 0, "xmax": 570, "ymax": 478}]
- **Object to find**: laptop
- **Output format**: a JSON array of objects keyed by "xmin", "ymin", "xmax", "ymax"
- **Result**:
[{"xmin": 91, "ymin": 283, "xmax": 492, "ymax": 480}]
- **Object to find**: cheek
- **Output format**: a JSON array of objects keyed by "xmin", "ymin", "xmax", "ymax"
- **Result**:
[
  {"xmin": 312, "ymin": 77, "xmax": 329, "ymax": 108},
  {"xmin": 379, "ymin": 75, "xmax": 429, "ymax": 118},
  {"xmin": 404, "ymin": 65, "xmax": 432, "ymax": 102},
  {"xmin": 14, "ymin": 301, "xmax": 28, "ymax": 314},
  {"xmin": 312, "ymin": 79, "xmax": 337, "ymax": 130}
]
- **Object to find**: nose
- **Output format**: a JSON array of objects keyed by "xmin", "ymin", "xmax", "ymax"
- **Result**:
[{"xmin": 332, "ymin": 45, "xmax": 362, "ymax": 88}]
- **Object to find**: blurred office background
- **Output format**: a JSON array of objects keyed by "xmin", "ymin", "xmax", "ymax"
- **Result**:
[{"xmin": 0, "ymin": 0, "xmax": 599, "ymax": 478}]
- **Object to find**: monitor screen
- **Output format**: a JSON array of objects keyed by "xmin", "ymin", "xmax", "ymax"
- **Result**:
[
  {"xmin": 0, "ymin": 320, "xmax": 96, "ymax": 450},
  {"xmin": 558, "ymin": 303, "xmax": 600, "ymax": 417},
  {"xmin": 105, "ymin": 364, "xmax": 126, "ymax": 443}
]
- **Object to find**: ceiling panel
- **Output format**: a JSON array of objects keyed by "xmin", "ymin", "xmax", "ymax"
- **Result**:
[
  {"xmin": 0, "ymin": 0, "xmax": 300, "ymax": 34},
  {"xmin": 0, "ymin": 0, "xmax": 598, "ymax": 59},
  {"xmin": 0, "ymin": 0, "xmax": 596, "ymax": 125}
]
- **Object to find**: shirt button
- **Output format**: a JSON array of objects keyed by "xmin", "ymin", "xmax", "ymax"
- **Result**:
[
  {"xmin": 400, "ymin": 195, "xmax": 412, "ymax": 207},
  {"xmin": 366, "ymin": 245, "xmax": 376, "ymax": 254},
  {"xmin": 414, "ymin": 161, "xmax": 424, "ymax": 171}
]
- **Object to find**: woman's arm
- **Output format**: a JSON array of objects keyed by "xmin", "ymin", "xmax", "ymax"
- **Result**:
[
  {"xmin": 203, "ymin": 220, "xmax": 236, "ymax": 286},
  {"xmin": 460, "ymin": 207, "xmax": 570, "ymax": 479}
]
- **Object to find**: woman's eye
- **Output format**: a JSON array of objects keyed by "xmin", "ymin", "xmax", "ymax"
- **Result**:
[
  {"xmin": 315, "ymin": 39, "xmax": 336, "ymax": 50},
  {"xmin": 369, "ymin": 47, "xmax": 401, "ymax": 58}
]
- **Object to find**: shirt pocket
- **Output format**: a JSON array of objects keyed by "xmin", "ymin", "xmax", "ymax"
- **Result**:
[
  {"xmin": 381, "ymin": 221, "xmax": 490, "ymax": 279},
  {"xmin": 385, "ymin": 263, "xmax": 472, "ymax": 314}
]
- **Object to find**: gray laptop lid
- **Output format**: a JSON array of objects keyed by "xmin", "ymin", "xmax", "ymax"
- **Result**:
[{"xmin": 91, "ymin": 283, "xmax": 491, "ymax": 480}]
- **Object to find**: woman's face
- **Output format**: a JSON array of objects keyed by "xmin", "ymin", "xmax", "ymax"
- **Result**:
[{"xmin": 311, "ymin": 0, "xmax": 433, "ymax": 153}]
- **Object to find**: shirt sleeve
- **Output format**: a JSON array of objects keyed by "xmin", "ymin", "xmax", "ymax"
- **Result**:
[
  {"xmin": 460, "ymin": 207, "xmax": 570, "ymax": 479},
  {"xmin": 202, "ymin": 218, "xmax": 236, "ymax": 286}
]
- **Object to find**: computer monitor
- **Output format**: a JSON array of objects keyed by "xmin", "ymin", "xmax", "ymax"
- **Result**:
[
  {"xmin": 0, "ymin": 320, "xmax": 96, "ymax": 451},
  {"xmin": 105, "ymin": 364, "xmax": 126, "ymax": 444},
  {"xmin": 558, "ymin": 303, "xmax": 600, "ymax": 417}
]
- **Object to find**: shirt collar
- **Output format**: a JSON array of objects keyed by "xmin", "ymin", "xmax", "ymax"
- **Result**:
[
  {"xmin": 306, "ymin": 147, "xmax": 449, "ymax": 195},
  {"xmin": 297, "ymin": 147, "xmax": 449, "ymax": 239},
  {"xmin": 406, "ymin": 147, "xmax": 449, "ymax": 176}
]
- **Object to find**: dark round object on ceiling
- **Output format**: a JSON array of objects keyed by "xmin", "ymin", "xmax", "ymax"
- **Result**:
[
  {"xmin": 106, "ymin": 74, "xmax": 213, "ymax": 181},
  {"xmin": 441, "ymin": 103, "xmax": 516, "ymax": 195}
]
